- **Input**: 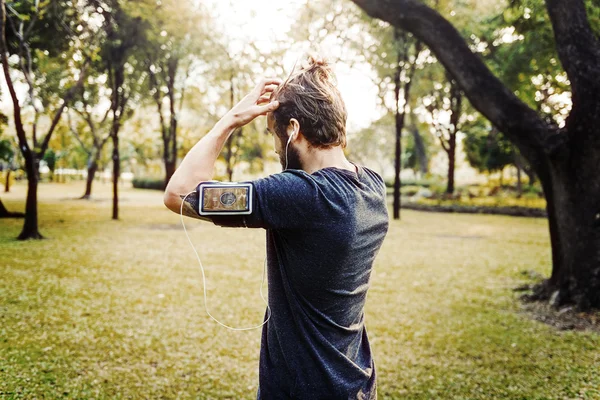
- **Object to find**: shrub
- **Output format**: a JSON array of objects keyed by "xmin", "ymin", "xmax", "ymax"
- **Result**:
[
  {"xmin": 400, "ymin": 185, "xmax": 421, "ymax": 196},
  {"xmin": 132, "ymin": 177, "xmax": 165, "ymax": 190},
  {"xmin": 384, "ymin": 178, "xmax": 437, "ymax": 188}
]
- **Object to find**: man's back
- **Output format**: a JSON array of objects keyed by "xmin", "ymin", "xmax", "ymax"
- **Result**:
[{"xmin": 250, "ymin": 163, "xmax": 389, "ymax": 399}]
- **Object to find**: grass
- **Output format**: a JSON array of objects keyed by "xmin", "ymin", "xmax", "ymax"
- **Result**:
[{"xmin": 1, "ymin": 181, "xmax": 599, "ymax": 399}]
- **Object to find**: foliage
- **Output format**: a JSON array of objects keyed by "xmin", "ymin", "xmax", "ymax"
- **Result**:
[
  {"xmin": 42, "ymin": 148, "xmax": 56, "ymax": 172},
  {"xmin": 463, "ymin": 126, "xmax": 515, "ymax": 173}
]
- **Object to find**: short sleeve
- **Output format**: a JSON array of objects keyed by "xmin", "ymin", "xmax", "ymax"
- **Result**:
[{"xmin": 206, "ymin": 170, "xmax": 320, "ymax": 230}]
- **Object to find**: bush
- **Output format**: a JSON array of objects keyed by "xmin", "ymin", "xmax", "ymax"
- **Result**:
[
  {"xmin": 132, "ymin": 177, "xmax": 165, "ymax": 190},
  {"xmin": 400, "ymin": 185, "xmax": 421, "ymax": 196},
  {"xmin": 384, "ymin": 178, "xmax": 437, "ymax": 188}
]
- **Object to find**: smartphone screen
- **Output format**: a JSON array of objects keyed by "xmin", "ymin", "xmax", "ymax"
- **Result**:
[{"xmin": 198, "ymin": 183, "xmax": 253, "ymax": 215}]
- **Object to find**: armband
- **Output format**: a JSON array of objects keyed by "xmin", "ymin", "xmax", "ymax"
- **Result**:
[{"xmin": 197, "ymin": 181, "xmax": 253, "ymax": 215}]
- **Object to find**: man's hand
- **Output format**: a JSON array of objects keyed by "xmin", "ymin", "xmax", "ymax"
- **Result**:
[{"xmin": 225, "ymin": 78, "xmax": 282, "ymax": 128}]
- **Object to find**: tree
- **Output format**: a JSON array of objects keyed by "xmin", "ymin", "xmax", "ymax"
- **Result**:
[
  {"xmin": 0, "ymin": 0, "xmax": 89, "ymax": 239},
  {"xmin": 422, "ymin": 71, "xmax": 463, "ymax": 195},
  {"xmin": 94, "ymin": 0, "xmax": 149, "ymax": 220},
  {"xmin": 350, "ymin": 0, "xmax": 600, "ymax": 310},
  {"xmin": 67, "ymin": 97, "xmax": 111, "ymax": 198},
  {"xmin": 141, "ymin": 0, "xmax": 210, "ymax": 187}
]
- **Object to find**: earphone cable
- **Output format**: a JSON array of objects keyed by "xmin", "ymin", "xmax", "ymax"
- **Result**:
[{"xmin": 180, "ymin": 191, "xmax": 271, "ymax": 331}]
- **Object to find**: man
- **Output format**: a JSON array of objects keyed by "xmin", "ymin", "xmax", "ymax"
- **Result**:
[{"xmin": 164, "ymin": 56, "xmax": 389, "ymax": 399}]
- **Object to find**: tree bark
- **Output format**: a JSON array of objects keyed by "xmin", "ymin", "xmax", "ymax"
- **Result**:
[
  {"xmin": 148, "ymin": 57, "xmax": 179, "ymax": 188},
  {"xmin": 18, "ymin": 155, "xmax": 43, "ymax": 239},
  {"xmin": 81, "ymin": 158, "xmax": 98, "ymax": 199},
  {"xmin": 350, "ymin": 0, "xmax": 600, "ymax": 310},
  {"xmin": 446, "ymin": 134, "xmax": 456, "ymax": 195},
  {"xmin": 409, "ymin": 125, "xmax": 428, "ymax": 175},
  {"xmin": 0, "ymin": 198, "xmax": 24, "ymax": 218},
  {"xmin": 516, "ymin": 163, "xmax": 522, "ymax": 198},
  {"xmin": 392, "ymin": 30, "xmax": 420, "ymax": 220},
  {"xmin": 4, "ymin": 169, "xmax": 10, "ymax": 192},
  {"xmin": 165, "ymin": 160, "xmax": 176, "ymax": 187},
  {"xmin": 111, "ymin": 133, "xmax": 119, "ymax": 220},
  {"xmin": 392, "ymin": 40, "xmax": 403, "ymax": 221}
]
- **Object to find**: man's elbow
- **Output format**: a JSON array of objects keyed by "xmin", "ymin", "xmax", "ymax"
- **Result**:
[{"xmin": 163, "ymin": 190, "xmax": 181, "ymax": 214}]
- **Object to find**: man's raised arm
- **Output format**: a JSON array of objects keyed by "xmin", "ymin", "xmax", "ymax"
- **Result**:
[{"xmin": 163, "ymin": 78, "xmax": 281, "ymax": 217}]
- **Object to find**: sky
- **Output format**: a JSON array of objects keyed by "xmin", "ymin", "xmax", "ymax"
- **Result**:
[{"xmin": 204, "ymin": 0, "xmax": 382, "ymax": 133}]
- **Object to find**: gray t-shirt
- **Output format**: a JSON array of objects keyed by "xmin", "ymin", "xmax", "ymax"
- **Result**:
[{"xmin": 205, "ymin": 163, "xmax": 389, "ymax": 399}]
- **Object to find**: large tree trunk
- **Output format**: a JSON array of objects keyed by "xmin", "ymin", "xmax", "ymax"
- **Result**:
[
  {"xmin": 528, "ymin": 130, "xmax": 600, "ymax": 310},
  {"xmin": 350, "ymin": 0, "xmax": 600, "ymax": 309},
  {"xmin": 18, "ymin": 155, "xmax": 43, "ymax": 239}
]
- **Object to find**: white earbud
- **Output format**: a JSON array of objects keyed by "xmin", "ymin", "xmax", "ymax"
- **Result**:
[{"xmin": 284, "ymin": 133, "xmax": 294, "ymax": 170}]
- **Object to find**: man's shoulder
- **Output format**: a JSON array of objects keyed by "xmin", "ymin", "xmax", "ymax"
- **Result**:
[{"xmin": 360, "ymin": 165, "xmax": 384, "ymax": 183}]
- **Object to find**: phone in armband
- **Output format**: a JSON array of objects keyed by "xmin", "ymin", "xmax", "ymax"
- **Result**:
[{"xmin": 197, "ymin": 181, "xmax": 253, "ymax": 216}]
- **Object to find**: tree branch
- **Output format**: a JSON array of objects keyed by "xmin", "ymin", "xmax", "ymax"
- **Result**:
[
  {"xmin": 67, "ymin": 111, "xmax": 92, "ymax": 156},
  {"xmin": 0, "ymin": 0, "xmax": 29, "ymax": 156},
  {"xmin": 349, "ymin": 0, "xmax": 564, "ymax": 166},
  {"xmin": 545, "ymin": 0, "xmax": 600, "ymax": 98},
  {"xmin": 39, "ymin": 60, "xmax": 90, "ymax": 157}
]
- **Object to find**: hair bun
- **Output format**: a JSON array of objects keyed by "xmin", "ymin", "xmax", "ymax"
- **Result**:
[{"xmin": 299, "ymin": 53, "xmax": 332, "ymax": 82}]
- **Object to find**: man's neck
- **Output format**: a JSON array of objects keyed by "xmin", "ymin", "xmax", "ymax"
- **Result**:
[{"xmin": 301, "ymin": 147, "xmax": 356, "ymax": 175}]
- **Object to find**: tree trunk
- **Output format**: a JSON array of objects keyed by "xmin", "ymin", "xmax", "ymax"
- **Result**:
[
  {"xmin": 446, "ymin": 134, "xmax": 456, "ymax": 194},
  {"xmin": 528, "ymin": 144, "xmax": 600, "ymax": 310},
  {"xmin": 18, "ymin": 155, "xmax": 43, "ymax": 239},
  {"xmin": 4, "ymin": 169, "xmax": 10, "ymax": 192},
  {"xmin": 0, "ymin": 198, "xmax": 24, "ymax": 218},
  {"xmin": 524, "ymin": 165, "xmax": 537, "ymax": 186},
  {"xmin": 165, "ymin": 160, "xmax": 176, "ymax": 187},
  {"xmin": 81, "ymin": 159, "xmax": 98, "ymax": 199},
  {"xmin": 410, "ymin": 125, "xmax": 428, "ymax": 175},
  {"xmin": 111, "ymin": 134, "xmax": 119, "ymax": 220},
  {"xmin": 516, "ymin": 163, "xmax": 522, "ymax": 198},
  {"xmin": 393, "ymin": 107, "xmax": 402, "ymax": 219},
  {"xmin": 0, "ymin": 198, "xmax": 8, "ymax": 217}
]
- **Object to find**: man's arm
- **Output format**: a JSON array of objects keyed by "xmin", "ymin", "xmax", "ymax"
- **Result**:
[{"xmin": 163, "ymin": 78, "xmax": 281, "ymax": 216}]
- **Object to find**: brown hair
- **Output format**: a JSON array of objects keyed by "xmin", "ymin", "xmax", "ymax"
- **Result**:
[{"xmin": 270, "ymin": 55, "xmax": 348, "ymax": 149}]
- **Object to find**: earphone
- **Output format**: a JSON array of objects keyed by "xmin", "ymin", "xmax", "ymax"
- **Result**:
[
  {"xmin": 178, "ymin": 131, "xmax": 294, "ymax": 330},
  {"xmin": 284, "ymin": 132, "xmax": 294, "ymax": 170},
  {"xmin": 180, "ymin": 193, "xmax": 271, "ymax": 331}
]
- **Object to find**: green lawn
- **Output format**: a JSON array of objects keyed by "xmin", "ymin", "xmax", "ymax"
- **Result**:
[{"xmin": 1, "ymin": 182, "xmax": 599, "ymax": 399}]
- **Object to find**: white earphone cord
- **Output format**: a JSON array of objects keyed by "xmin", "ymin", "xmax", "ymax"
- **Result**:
[{"xmin": 180, "ymin": 191, "xmax": 271, "ymax": 331}]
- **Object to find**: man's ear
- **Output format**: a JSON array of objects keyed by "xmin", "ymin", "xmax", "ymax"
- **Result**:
[{"xmin": 288, "ymin": 118, "xmax": 300, "ymax": 139}]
